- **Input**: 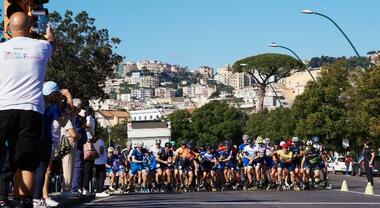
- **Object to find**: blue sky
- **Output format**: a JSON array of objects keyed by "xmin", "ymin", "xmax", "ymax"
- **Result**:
[{"xmin": 47, "ymin": 0, "xmax": 380, "ymax": 69}]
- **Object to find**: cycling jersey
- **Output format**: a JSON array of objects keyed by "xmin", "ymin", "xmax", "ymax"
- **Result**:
[
  {"xmin": 150, "ymin": 145, "xmax": 164, "ymax": 158},
  {"xmin": 130, "ymin": 148, "xmax": 147, "ymax": 175},
  {"xmin": 243, "ymin": 145, "xmax": 255, "ymax": 167},
  {"xmin": 158, "ymin": 149, "xmax": 174, "ymax": 169},
  {"xmin": 304, "ymin": 148, "xmax": 321, "ymax": 169},
  {"xmin": 176, "ymin": 147, "xmax": 196, "ymax": 160},
  {"xmin": 200, "ymin": 151, "xmax": 216, "ymax": 171},
  {"xmin": 277, "ymin": 150, "xmax": 293, "ymax": 161}
]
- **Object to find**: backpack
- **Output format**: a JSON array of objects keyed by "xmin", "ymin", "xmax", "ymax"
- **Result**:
[
  {"xmin": 54, "ymin": 134, "xmax": 72, "ymax": 160},
  {"xmin": 83, "ymin": 141, "xmax": 99, "ymax": 160}
]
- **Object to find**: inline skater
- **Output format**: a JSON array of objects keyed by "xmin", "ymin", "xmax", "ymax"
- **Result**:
[
  {"xmin": 276, "ymin": 143, "xmax": 296, "ymax": 191},
  {"xmin": 150, "ymin": 139, "xmax": 165, "ymax": 191},
  {"xmin": 252, "ymin": 137, "xmax": 266, "ymax": 189},
  {"xmin": 242, "ymin": 140, "xmax": 255, "ymax": 190},
  {"xmin": 175, "ymin": 141, "xmax": 196, "ymax": 192},
  {"xmin": 157, "ymin": 142, "xmax": 175, "ymax": 192},
  {"xmin": 128, "ymin": 142, "xmax": 148, "ymax": 193},
  {"xmin": 290, "ymin": 137, "xmax": 302, "ymax": 191},
  {"xmin": 199, "ymin": 145, "xmax": 218, "ymax": 191},
  {"xmin": 302, "ymin": 140, "xmax": 322, "ymax": 189}
]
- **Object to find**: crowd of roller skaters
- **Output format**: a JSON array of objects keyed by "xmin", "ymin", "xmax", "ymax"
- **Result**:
[{"xmin": 105, "ymin": 135, "xmax": 332, "ymax": 194}]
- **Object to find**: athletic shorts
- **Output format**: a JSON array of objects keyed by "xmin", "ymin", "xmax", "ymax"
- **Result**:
[
  {"xmin": 265, "ymin": 158, "xmax": 275, "ymax": 169},
  {"xmin": 243, "ymin": 158, "xmax": 250, "ymax": 167},
  {"xmin": 0, "ymin": 110, "xmax": 43, "ymax": 171},
  {"xmin": 130, "ymin": 163, "xmax": 143, "ymax": 176},
  {"xmin": 106, "ymin": 168, "xmax": 114, "ymax": 175},
  {"xmin": 279, "ymin": 162, "xmax": 295, "ymax": 171},
  {"xmin": 179, "ymin": 158, "xmax": 193, "ymax": 171},
  {"xmin": 293, "ymin": 159, "xmax": 302, "ymax": 169},
  {"xmin": 304, "ymin": 163, "xmax": 320, "ymax": 171},
  {"xmin": 253, "ymin": 158, "xmax": 264, "ymax": 167},
  {"xmin": 201, "ymin": 161, "xmax": 213, "ymax": 172},
  {"xmin": 225, "ymin": 162, "xmax": 238, "ymax": 171}
]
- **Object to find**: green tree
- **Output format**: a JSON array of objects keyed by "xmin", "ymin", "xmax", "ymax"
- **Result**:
[
  {"xmin": 191, "ymin": 101, "xmax": 245, "ymax": 145},
  {"xmin": 292, "ymin": 60, "xmax": 351, "ymax": 151},
  {"xmin": 345, "ymin": 66, "xmax": 380, "ymax": 147},
  {"xmin": 109, "ymin": 121, "xmax": 129, "ymax": 147},
  {"xmin": 245, "ymin": 108, "xmax": 296, "ymax": 140},
  {"xmin": 46, "ymin": 11, "xmax": 123, "ymax": 102},
  {"xmin": 168, "ymin": 110, "xmax": 194, "ymax": 145},
  {"xmin": 233, "ymin": 53, "xmax": 304, "ymax": 111},
  {"xmin": 97, "ymin": 121, "xmax": 129, "ymax": 148}
]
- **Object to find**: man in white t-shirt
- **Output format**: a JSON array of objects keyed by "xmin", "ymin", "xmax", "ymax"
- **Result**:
[
  {"xmin": 0, "ymin": 12, "xmax": 54, "ymax": 206},
  {"xmin": 85, "ymin": 108, "xmax": 96, "ymax": 137},
  {"xmin": 94, "ymin": 138, "xmax": 108, "ymax": 196}
]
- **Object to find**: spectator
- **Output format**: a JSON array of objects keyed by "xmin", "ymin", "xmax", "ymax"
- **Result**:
[
  {"xmin": 33, "ymin": 82, "xmax": 77, "ymax": 208},
  {"xmin": 61, "ymin": 106, "xmax": 80, "ymax": 193},
  {"xmin": 0, "ymin": 12, "xmax": 54, "ymax": 207},
  {"xmin": 344, "ymin": 153, "xmax": 353, "ymax": 176},
  {"xmin": 71, "ymin": 117, "xmax": 88, "ymax": 196},
  {"xmin": 94, "ymin": 137, "xmax": 108, "ymax": 197},
  {"xmin": 363, "ymin": 141, "xmax": 375, "ymax": 186},
  {"xmin": 82, "ymin": 133, "xmax": 96, "ymax": 195}
]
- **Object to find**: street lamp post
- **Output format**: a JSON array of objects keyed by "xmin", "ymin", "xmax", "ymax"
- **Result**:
[
  {"xmin": 107, "ymin": 127, "xmax": 111, "ymax": 147},
  {"xmin": 302, "ymin": 9, "xmax": 360, "ymax": 57},
  {"xmin": 269, "ymin": 42, "xmax": 316, "ymax": 82},
  {"xmin": 183, "ymin": 94, "xmax": 198, "ymax": 109}
]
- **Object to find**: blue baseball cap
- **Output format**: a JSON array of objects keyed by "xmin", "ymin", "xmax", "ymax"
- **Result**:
[{"xmin": 43, "ymin": 81, "xmax": 60, "ymax": 96}]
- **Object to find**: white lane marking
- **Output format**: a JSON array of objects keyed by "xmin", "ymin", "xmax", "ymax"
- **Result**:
[{"xmin": 334, "ymin": 189, "xmax": 380, "ymax": 197}]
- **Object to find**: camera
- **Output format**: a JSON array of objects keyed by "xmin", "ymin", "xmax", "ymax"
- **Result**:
[{"xmin": 31, "ymin": 8, "xmax": 49, "ymax": 35}]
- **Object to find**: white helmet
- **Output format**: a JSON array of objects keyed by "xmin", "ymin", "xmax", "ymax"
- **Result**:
[
  {"xmin": 313, "ymin": 143, "xmax": 320, "ymax": 150},
  {"xmin": 306, "ymin": 140, "xmax": 313, "ymax": 146},
  {"xmin": 242, "ymin": 135, "xmax": 249, "ymax": 141},
  {"xmin": 292, "ymin": 137, "xmax": 300, "ymax": 143},
  {"xmin": 279, "ymin": 141, "xmax": 286, "ymax": 147},
  {"xmin": 137, "ymin": 141, "xmax": 144, "ymax": 148},
  {"xmin": 264, "ymin": 138, "xmax": 270, "ymax": 145}
]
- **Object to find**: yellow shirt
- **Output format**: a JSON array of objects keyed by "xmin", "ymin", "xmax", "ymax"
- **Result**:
[{"xmin": 276, "ymin": 150, "xmax": 293, "ymax": 161}]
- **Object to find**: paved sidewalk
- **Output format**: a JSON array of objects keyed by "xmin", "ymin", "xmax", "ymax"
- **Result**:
[{"xmin": 50, "ymin": 192, "xmax": 95, "ymax": 208}]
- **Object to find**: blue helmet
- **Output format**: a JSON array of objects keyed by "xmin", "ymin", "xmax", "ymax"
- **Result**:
[{"xmin": 312, "ymin": 136, "xmax": 320, "ymax": 144}]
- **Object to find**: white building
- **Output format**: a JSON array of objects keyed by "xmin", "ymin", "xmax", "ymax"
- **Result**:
[
  {"xmin": 127, "ymin": 121, "xmax": 171, "ymax": 149},
  {"xmin": 129, "ymin": 109, "xmax": 164, "ymax": 121},
  {"xmin": 131, "ymin": 88, "xmax": 154, "ymax": 99},
  {"xmin": 215, "ymin": 65, "xmax": 233, "ymax": 86},
  {"xmin": 139, "ymin": 76, "xmax": 160, "ymax": 88},
  {"xmin": 182, "ymin": 84, "xmax": 213, "ymax": 98},
  {"xmin": 230, "ymin": 72, "xmax": 253, "ymax": 90},
  {"xmin": 128, "ymin": 72, "xmax": 142, "ymax": 85},
  {"xmin": 199, "ymin": 66, "xmax": 214, "ymax": 78},
  {"xmin": 155, "ymin": 87, "xmax": 177, "ymax": 98},
  {"xmin": 103, "ymin": 78, "xmax": 124, "ymax": 94}
]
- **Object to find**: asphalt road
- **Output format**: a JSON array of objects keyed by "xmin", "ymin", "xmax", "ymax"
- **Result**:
[{"xmin": 75, "ymin": 174, "xmax": 380, "ymax": 208}]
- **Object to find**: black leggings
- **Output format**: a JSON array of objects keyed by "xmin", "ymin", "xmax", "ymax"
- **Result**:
[
  {"xmin": 365, "ymin": 162, "xmax": 374, "ymax": 186},
  {"xmin": 94, "ymin": 164, "xmax": 106, "ymax": 193},
  {"xmin": 82, "ymin": 160, "xmax": 94, "ymax": 191}
]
